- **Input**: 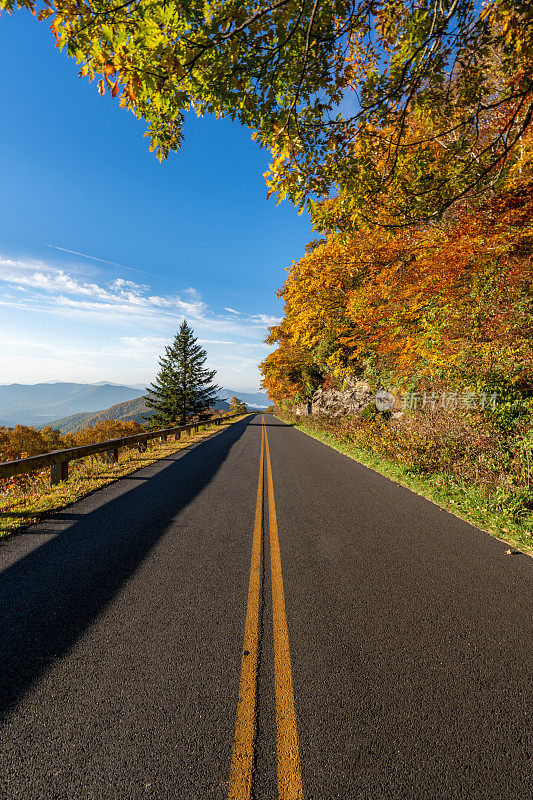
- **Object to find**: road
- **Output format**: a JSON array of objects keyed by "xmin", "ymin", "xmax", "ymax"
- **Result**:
[{"xmin": 0, "ymin": 413, "xmax": 531, "ymax": 799}]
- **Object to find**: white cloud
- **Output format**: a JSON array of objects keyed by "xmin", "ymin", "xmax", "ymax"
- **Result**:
[
  {"xmin": 246, "ymin": 313, "xmax": 282, "ymax": 325},
  {"xmin": 0, "ymin": 254, "xmax": 278, "ymax": 388},
  {"xmin": 198, "ymin": 339, "xmax": 238, "ymax": 345},
  {"xmin": 0, "ymin": 256, "xmax": 209, "ymax": 325},
  {"xmin": 0, "ymin": 256, "xmax": 283, "ymax": 333}
]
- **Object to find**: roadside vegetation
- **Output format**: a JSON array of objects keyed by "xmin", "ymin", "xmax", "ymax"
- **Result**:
[
  {"xmin": 0, "ymin": 321, "xmax": 243, "ymax": 540},
  {"xmin": 263, "ymin": 176, "xmax": 533, "ymax": 550},
  {"xmin": 0, "ymin": 415, "xmax": 247, "ymax": 539},
  {"xmin": 1, "ymin": 3, "xmax": 531, "ymax": 547},
  {"xmin": 279, "ymin": 411, "xmax": 532, "ymax": 555},
  {"xmin": 229, "ymin": 396, "xmax": 248, "ymax": 415}
]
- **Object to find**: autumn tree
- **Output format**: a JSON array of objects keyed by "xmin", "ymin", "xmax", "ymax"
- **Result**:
[
  {"xmin": 261, "ymin": 180, "xmax": 533, "ymax": 410},
  {"xmin": 146, "ymin": 321, "xmax": 221, "ymax": 426},
  {"xmin": 1, "ymin": 0, "xmax": 532, "ymax": 228},
  {"xmin": 0, "ymin": 425, "xmax": 65, "ymax": 461},
  {"xmin": 229, "ymin": 396, "xmax": 248, "ymax": 415}
]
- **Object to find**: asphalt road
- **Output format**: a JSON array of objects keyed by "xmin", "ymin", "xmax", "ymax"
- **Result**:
[{"xmin": 0, "ymin": 413, "xmax": 531, "ymax": 799}]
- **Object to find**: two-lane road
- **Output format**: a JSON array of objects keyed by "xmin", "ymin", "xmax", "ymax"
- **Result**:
[{"xmin": 1, "ymin": 414, "xmax": 531, "ymax": 799}]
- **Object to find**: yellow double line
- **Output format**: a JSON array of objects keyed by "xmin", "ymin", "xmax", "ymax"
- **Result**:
[{"xmin": 228, "ymin": 416, "xmax": 304, "ymax": 800}]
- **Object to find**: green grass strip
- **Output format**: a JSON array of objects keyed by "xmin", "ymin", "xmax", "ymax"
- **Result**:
[{"xmin": 282, "ymin": 416, "xmax": 533, "ymax": 557}]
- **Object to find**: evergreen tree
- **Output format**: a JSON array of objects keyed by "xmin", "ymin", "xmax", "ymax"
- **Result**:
[{"xmin": 145, "ymin": 320, "xmax": 221, "ymax": 427}]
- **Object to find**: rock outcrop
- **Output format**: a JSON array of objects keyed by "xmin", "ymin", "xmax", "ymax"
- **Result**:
[
  {"xmin": 294, "ymin": 401, "xmax": 312, "ymax": 416},
  {"xmin": 293, "ymin": 378, "xmax": 404, "ymax": 418},
  {"xmin": 310, "ymin": 378, "xmax": 374, "ymax": 416}
]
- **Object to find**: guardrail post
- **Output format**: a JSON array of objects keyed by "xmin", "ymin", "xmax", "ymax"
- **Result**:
[
  {"xmin": 138, "ymin": 441, "xmax": 147, "ymax": 453},
  {"xmin": 160, "ymin": 434, "xmax": 167, "ymax": 443},
  {"xmin": 50, "ymin": 461, "xmax": 68, "ymax": 486},
  {"xmin": 106, "ymin": 448, "xmax": 119, "ymax": 463}
]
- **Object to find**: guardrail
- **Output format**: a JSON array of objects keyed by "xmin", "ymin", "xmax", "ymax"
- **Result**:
[{"xmin": 0, "ymin": 412, "xmax": 241, "ymax": 486}]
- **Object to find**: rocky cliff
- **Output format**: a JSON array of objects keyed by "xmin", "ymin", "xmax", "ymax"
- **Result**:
[{"xmin": 295, "ymin": 378, "xmax": 374, "ymax": 417}]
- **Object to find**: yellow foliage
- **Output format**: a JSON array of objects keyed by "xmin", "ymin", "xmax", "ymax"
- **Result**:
[{"xmin": 261, "ymin": 183, "xmax": 533, "ymax": 401}]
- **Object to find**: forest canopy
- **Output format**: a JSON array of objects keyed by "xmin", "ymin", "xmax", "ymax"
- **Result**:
[
  {"xmin": 1, "ymin": 0, "xmax": 532, "ymax": 229},
  {"xmin": 260, "ymin": 179, "xmax": 533, "ymax": 414}
]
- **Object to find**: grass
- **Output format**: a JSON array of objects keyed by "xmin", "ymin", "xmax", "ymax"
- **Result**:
[
  {"xmin": 0, "ymin": 415, "xmax": 249, "ymax": 540},
  {"xmin": 282, "ymin": 415, "xmax": 533, "ymax": 557}
]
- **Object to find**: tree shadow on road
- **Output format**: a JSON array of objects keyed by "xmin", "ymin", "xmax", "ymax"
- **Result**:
[{"xmin": 0, "ymin": 415, "xmax": 251, "ymax": 721}]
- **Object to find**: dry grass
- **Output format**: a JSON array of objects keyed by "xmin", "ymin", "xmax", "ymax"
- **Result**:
[{"xmin": 0, "ymin": 415, "xmax": 248, "ymax": 539}]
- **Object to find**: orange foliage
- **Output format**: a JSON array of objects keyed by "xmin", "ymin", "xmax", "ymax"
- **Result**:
[
  {"xmin": 0, "ymin": 425, "xmax": 65, "ymax": 462},
  {"xmin": 0, "ymin": 419, "xmax": 147, "ymax": 495},
  {"xmin": 261, "ymin": 182, "xmax": 533, "ymax": 403},
  {"xmin": 64, "ymin": 419, "xmax": 144, "ymax": 447}
]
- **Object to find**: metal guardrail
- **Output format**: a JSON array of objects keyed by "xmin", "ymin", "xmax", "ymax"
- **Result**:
[{"xmin": 0, "ymin": 412, "xmax": 241, "ymax": 485}]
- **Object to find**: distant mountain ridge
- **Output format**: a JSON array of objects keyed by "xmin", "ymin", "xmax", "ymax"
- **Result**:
[
  {"xmin": 220, "ymin": 389, "xmax": 270, "ymax": 409},
  {"xmin": 0, "ymin": 382, "xmax": 270, "ymax": 430},
  {"xmin": 48, "ymin": 396, "xmax": 231, "ymax": 433},
  {"xmin": 47, "ymin": 397, "xmax": 151, "ymax": 433},
  {"xmin": 0, "ymin": 382, "xmax": 142, "ymax": 428},
  {"xmin": 48, "ymin": 388, "xmax": 271, "ymax": 434}
]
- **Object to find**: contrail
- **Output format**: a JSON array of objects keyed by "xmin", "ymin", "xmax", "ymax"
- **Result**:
[{"xmin": 45, "ymin": 244, "xmax": 168, "ymax": 281}]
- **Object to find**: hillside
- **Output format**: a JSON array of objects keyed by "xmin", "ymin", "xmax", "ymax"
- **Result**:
[
  {"xmin": 223, "ymin": 389, "xmax": 269, "ymax": 408},
  {"xmin": 0, "ymin": 383, "xmax": 270, "ymax": 431},
  {"xmin": 48, "ymin": 397, "xmax": 152, "ymax": 433},
  {"xmin": 0, "ymin": 382, "xmax": 142, "ymax": 427},
  {"xmin": 47, "ymin": 394, "xmax": 240, "ymax": 433}
]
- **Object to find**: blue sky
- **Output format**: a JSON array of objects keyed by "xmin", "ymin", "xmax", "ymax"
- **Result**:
[{"xmin": 0, "ymin": 10, "xmax": 312, "ymax": 391}]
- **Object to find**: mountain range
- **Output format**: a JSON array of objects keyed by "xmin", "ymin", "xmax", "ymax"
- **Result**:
[{"xmin": 0, "ymin": 382, "xmax": 270, "ymax": 430}]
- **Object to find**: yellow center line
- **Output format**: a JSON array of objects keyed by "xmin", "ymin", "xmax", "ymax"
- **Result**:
[
  {"xmin": 227, "ymin": 417, "xmax": 264, "ymax": 800},
  {"xmin": 264, "ymin": 420, "xmax": 305, "ymax": 800}
]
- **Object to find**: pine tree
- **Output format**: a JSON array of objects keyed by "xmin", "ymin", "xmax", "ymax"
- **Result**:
[{"xmin": 145, "ymin": 320, "xmax": 221, "ymax": 427}]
